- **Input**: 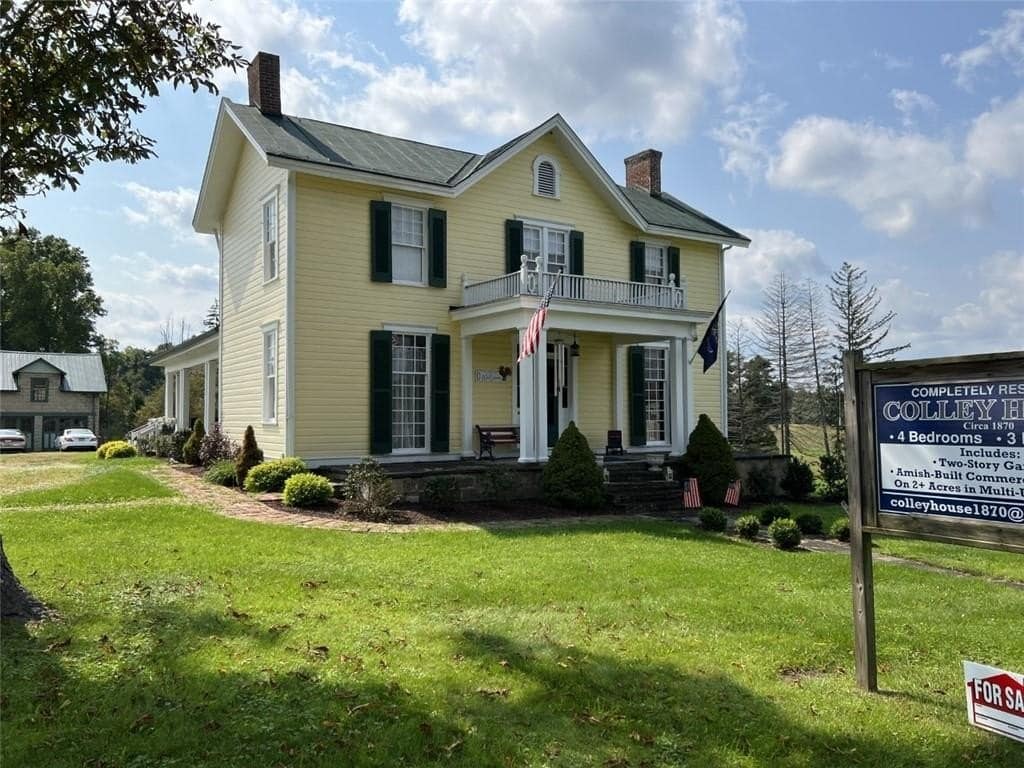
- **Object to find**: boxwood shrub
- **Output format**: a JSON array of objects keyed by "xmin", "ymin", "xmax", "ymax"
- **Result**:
[
  {"xmin": 794, "ymin": 511, "xmax": 824, "ymax": 535},
  {"xmin": 830, "ymin": 517, "xmax": 851, "ymax": 542},
  {"xmin": 244, "ymin": 457, "xmax": 307, "ymax": 493},
  {"xmin": 98, "ymin": 440, "xmax": 136, "ymax": 459},
  {"xmin": 758, "ymin": 503, "xmax": 791, "ymax": 526},
  {"xmin": 698, "ymin": 507, "xmax": 727, "ymax": 532},
  {"xmin": 541, "ymin": 421, "xmax": 605, "ymax": 509},
  {"xmin": 282, "ymin": 473, "xmax": 334, "ymax": 508},
  {"xmin": 735, "ymin": 514, "xmax": 760, "ymax": 540},
  {"xmin": 769, "ymin": 518, "xmax": 802, "ymax": 550},
  {"xmin": 422, "ymin": 476, "xmax": 459, "ymax": 511}
]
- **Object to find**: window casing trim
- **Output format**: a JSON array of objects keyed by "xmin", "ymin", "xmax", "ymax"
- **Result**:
[
  {"xmin": 261, "ymin": 321, "xmax": 279, "ymax": 425},
  {"xmin": 261, "ymin": 188, "xmax": 280, "ymax": 284},
  {"xmin": 389, "ymin": 202, "xmax": 428, "ymax": 287},
  {"xmin": 389, "ymin": 329, "xmax": 432, "ymax": 455}
]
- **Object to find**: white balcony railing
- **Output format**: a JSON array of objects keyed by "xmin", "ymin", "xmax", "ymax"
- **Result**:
[{"xmin": 462, "ymin": 260, "xmax": 686, "ymax": 310}]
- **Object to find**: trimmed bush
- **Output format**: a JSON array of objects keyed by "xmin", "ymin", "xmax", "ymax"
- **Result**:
[
  {"xmin": 170, "ymin": 430, "xmax": 191, "ymax": 463},
  {"xmin": 181, "ymin": 419, "xmax": 205, "ymax": 465},
  {"xmin": 794, "ymin": 511, "xmax": 824, "ymax": 535},
  {"xmin": 681, "ymin": 414, "xmax": 738, "ymax": 506},
  {"xmin": 97, "ymin": 440, "xmax": 135, "ymax": 459},
  {"xmin": 422, "ymin": 476, "xmax": 459, "ymax": 512},
  {"xmin": 199, "ymin": 424, "xmax": 237, "ymax": 466},
  {"xmin": 769, "ymin": 518, "xmax": 802, "ymax": 550},
  {"xmin": 830, "ymin": 517, "xmax": 851, "ymax": 542},
  {"xmin": 283, "ymin": 473, "xmax": 334, "ymax": 508},
  {"xmin": 342, "ymin": 458, "xmax": 398, "ymax": 521},
  {"xmin": 235, "ymin": 426, "xmax": 263, "ymax": 488},
  {"xmin": 542, "ymin": 421, "xmax": 605, "ymax": 510},
  {"xmin": 698, "ymin": 507, "xmax": 727, "ymax": 532},
  {"xmin": 244, "ymin": 457, "xmax": 307, "ymax": 493},
  {"xmin": 481, "ymin": 464, "xmax": 516, "ymax": 506},
  {"xmin": 781, "ymin": 457, "xmax": 814, "ymax": 501},
  {"xmin": 735, "ymin": 514, "xmax": 760, "ymax": 540},
  {"xmin": 758, "ymin": 503, "xmax": 791, "ymax": 526},
  {"xmin": 203, "ymin": 459, "xmax": 237, "ymax": 487}
]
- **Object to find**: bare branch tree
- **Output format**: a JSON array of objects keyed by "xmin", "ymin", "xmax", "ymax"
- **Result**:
[{"xmin": 802, "ymin": 279, "xmax": 834, "ymax": 455}]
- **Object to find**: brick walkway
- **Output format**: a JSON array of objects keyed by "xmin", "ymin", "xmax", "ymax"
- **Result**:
[{"xmin": 150, "ymin": 465, "xmax": 662, "ymax": 534}]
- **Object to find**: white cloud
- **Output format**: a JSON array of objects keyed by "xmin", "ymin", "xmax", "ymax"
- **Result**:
[
  {"xmin": 965, "ymin": 91, "xmax": 1024, "ymax": 180},
  {"xmin": 710, "ymin": 93, "xmax": 785, "ymax": 182},
  {"xmin": 942, "ymin": 9, "xmax": 1024, "ymax": 90},
  {"xmin": 724, "ymin": 228, "xmax": 828, "ymax": 322},
  {"xmin": 873, "ymin": 50, "xmax": 911, "ymax": 71},
  {"xmin": 767, "ymin": 117, "xmax": 988, "ymax": 236},
  {"xmin": 890, "ymin": 88, "xmax": 936, "ymax": 127},
  {"xmin": 941, "ymin": 250, "xmax": 1024, "ymax": 346},
  {"xmin": 143, "ymin": 262, "xmax": 218, "ymax": 291},
  {"xmin": 121, "ymin": 182, "xmax": 213, "ymax": 249}
]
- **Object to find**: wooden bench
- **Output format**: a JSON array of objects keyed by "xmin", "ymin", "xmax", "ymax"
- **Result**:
[{"xmin": 475, "ymin": 424, "xmax": 519, "ymax": 459}]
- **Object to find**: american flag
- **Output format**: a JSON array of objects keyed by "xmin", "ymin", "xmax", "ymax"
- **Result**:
[
  {"xmin": 724, "ymin": 479, "xmax": 741, "ymax": 506},
  {"xmin": 682, "ymin": 477, "xmax": 702, "ymax": 509},
  {"xmin": 517, "ymin": 270, "xmax": 562, "ymax": 362}
]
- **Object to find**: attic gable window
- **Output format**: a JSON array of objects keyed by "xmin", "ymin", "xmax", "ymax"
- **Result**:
[{"xmin": 533, "ymin": 155, "xmax": 560, "ymax": 199}]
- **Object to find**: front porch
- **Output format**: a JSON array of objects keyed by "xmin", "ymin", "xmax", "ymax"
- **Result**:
[
  {"xmin": 453, "ymin": 265, "xmax": 711, "ymax": 463},
  {"xmin": 146, "ymin": 328, "xmax": 220, "ymax": 435}
]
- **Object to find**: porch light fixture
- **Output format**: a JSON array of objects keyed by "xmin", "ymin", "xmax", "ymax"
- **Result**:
[{"xmin": 570, "ymin": 336, "xmax": 580, "ymax": 357}]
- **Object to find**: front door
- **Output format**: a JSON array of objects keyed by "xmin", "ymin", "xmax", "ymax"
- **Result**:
[{"xmin": 546, "ymin": 343, "xmax": 570, "ymax": 447}]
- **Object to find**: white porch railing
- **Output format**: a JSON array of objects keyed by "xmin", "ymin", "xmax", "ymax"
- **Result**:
[
  {"xmin": 126, "ymin": 416, "xmax": 175, "ymax": 445},
  {"xmin": 461, "ymin": 260, "xmax": 686, "ymax": 310}
]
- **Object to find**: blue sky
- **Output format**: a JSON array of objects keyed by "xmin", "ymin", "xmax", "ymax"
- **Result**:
[{"xmin": 19, "ymin": 1, "xmax": 1024, "ymax": 354}]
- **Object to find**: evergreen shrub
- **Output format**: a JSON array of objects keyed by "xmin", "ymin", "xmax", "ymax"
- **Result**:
[
  {"xmin": 830, "ymin": 517, "xmax": 851, "ymax": 542},
  {"xmin": 681, "ymin": 414, "xmax": 738, "ymax": 506},
  {"xmin": 204, "ymin": 459, "xmax": 237, "ymax": 487},
  {"xmin": 769, "ymin": 518, "xmax": 802, "ymax": 550},
  {"xmin": 794, "ymin": 511, "xmax": 824, "ymax": 535},
  {"xmin": 541, "ymin": 421, "xmax": 605, "ymax": 509},
  {"xmin": 234, "ymin": 426, "xmax": 263, "ymax": 487},
  {"xmin": 244, "ymin": 457, "xmax": 307, "ymax": 493},
  {"xmin": 818, "ymin": 452, "xmax": 848, "ymax": 502},
  {"xmin": 182, "ymin": 419, "xmax": 205, "ymax": 465},
  {"xmin": 735, "ymin": 514, "xmax": 760, "ymax": 540},
  {"xmin": 342, "ymin": 458, "xmax": 398, "ymax": 521},
  {"xmin": 758, "ymin": 503, "xmax": 791, "ymax": 526},
  {"xmin": 422, "ymin": 476, "xmax": 459, "ymax": 511},
  {"xmin": 698, "ymin": 507, "xmax": 727, "ymax": 532},
  {"xmin": 282, "ymin": 473, "xmax": 334, "ymax": 507},
  {"xmin": 781, "ymin": 457, "xmax": 814, "ymax": 500}
]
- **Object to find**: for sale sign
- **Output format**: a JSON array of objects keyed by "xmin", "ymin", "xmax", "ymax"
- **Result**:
[
  {"xmin": 964, "ymin": 661, "xmax": 1024, "ymax": 743},
  {"xmin": 874, "ymin": 379, "xmax": 1024, "ymax": 526}
]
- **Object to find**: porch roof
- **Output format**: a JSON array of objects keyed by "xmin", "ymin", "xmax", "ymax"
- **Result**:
[{"xmin": 149, "ymin": 328, "xmax": 219, "ymax": 371}]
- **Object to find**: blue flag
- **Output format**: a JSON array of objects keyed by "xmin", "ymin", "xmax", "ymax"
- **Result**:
[{"xmin": 697, "ymin": 294, "xmax": 728, "ymax": 373}]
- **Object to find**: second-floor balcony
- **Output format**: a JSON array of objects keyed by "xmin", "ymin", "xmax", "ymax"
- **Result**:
[{"xmin": 461, "ymin": 261, "xmax": 687, "ymax": 311}]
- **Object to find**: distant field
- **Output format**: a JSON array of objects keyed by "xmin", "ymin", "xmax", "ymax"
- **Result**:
[{"xmin": 772, "ymin": 423, "xmax": 834, "ymax": 471}]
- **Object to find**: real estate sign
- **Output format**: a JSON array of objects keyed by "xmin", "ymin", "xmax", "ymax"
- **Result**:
[
  {"xmin": 964, "ymin": 661, "xmax": 1024, "ymax": 743},
  {"xmin": 874, "ymin": 380, "xmax": 1024, "ymax": 527}
]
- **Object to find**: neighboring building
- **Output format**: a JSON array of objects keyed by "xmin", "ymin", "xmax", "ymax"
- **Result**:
[
  {"xmin": 177, "ymin": 51, "xmax": 749, "ymax": 466},
  {"xmin": 0, "ymin": 351, "xmax": 107, "ymax": 451}
]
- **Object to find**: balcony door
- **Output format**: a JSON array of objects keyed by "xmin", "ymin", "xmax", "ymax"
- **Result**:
[{"xmin": 522, "ymin": 223, "xmax": 569, "ymax": 295}]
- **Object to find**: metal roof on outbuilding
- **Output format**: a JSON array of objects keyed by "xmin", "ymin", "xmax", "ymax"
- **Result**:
[{"xmin": 0, "ymin": 351, "xmax": 107, "ymax": 392}]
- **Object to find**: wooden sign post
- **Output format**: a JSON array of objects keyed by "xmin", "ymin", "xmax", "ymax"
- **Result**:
[{"xmin": 842, "ymin": 350, "xmax": 1024, "ymax": 692}]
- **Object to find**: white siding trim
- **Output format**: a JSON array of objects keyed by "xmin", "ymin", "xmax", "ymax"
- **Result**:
[{"xmin": 285, "ymin": 172, "xmax": 296, "ymax": 455}]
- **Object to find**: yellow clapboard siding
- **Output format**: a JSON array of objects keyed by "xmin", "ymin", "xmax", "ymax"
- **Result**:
[
  {"xmin": 285, "ymin": 132, "xmax": 726, "ymax": 459},
  {"xmin": 219, "ymin": 143, "xmax": 288, "ymax": 457}
]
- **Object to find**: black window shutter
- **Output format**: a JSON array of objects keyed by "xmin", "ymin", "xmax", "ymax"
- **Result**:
[
  {"xmin": 630, "ymin": 241, "xmax": 646, "ymax": 283},
  {"xmin": 667, "ymin": 246, "xmax": 680, "ymax": 283},
  {"xmin": 370, "ymin": 330, "xmax": 393, "ymax": 454},
  {"xmin": 569, "ymin": 230, "xmax": 584, "ymax": 275},
  {"xmin": 370, "ymin": 201, "xmax": 392, "ymax": 282},
  {"xmin": 628, "ymin": 346, "xmax": 647, "ymax": 447},
  {"xmin": 505, "ymin": 219, "xmax": 523, "ymax": 274},
  {"xmin": 428, "ymin": 209, "xmax": 447, "ymax": 288},
  {"xmin": 430, "ymin": 334, "xmax": 450, "ymax": 453}
]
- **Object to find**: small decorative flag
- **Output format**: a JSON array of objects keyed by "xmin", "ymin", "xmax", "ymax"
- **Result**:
[
  {"xmin": 696, "ymin": 291, "xmax": 730, "ymax": 373},
  {"xmin": 682, "ymin": 477, "xmax": 703, "ymax": 509},
  {"xmin": 517, "ymin": 270, "xmax": 562, "ymax": 362},
  {"xmin": 724, "ymin": 479, "xmax": 741, "ymax": 506}
]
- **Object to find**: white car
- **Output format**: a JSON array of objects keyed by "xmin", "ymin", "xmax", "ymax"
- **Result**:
[
  {"xmin": 0, "ymin": 428, "xmax": 27, "ymax": 452},
  {"xmin": 57, "ymin": 428, "xmax": 98, "ymax": 452}
]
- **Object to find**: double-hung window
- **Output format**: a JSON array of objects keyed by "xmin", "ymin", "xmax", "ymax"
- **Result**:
[
  {"xmin": 30, "ymin": 377, "xmax": 49, "ymax": 402},
  {"xmin": 262, "ymin": 195, "xmax": 278, "ymax": 281},
  {"xmin": 392, "ymin": 333, "xmax": 428, "ymax": 451},
  {"xmin": 643, "ymin": 347, "xmax": 668, "ymax": 444},
  {"xmin": 523, "ymin": 222, "xmax": 570, "ymax": 295},
  {"xmin": 262, "ymin": 325, "xmax": 278, "ymax": 423},
  {"xmin": 391, "ymin": 205, "xmax": 426, "ymax": 284},
  {"xmin": 644, "ymin": 244, "xmax": 667, "ymax": 284}
]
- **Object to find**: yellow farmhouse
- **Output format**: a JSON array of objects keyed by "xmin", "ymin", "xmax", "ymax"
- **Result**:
[{"xmin": 178, "ymin": 52, "xmax": 749, "ymax": 466}]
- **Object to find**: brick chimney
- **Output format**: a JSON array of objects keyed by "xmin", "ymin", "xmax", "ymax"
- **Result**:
[
  {"xmin": 247, "ymin": 52, "xmax": 281, "ymax": 116},
  {"xmin": 624, "ymin": 149, "xmax": 662, "ymax": 196}
]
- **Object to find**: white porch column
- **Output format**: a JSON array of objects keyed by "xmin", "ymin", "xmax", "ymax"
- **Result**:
[
  {"xmin": 176, "ymin": 368, "xmax": 190, "ymax": 432},
  {"xmin": 613, "ymin": 343, "xmax": 626, "ymax": 431},
  {"xmin": 203, "ymin": 360, "xmax": 216, "ymax": 428},
  {"xmin": 669, "ymin": 336, "xmax": 686, "ymax": 456},
  {"xmin": 517, "ymin": 327, "xmax": 537, "ymax": 463},
  {"xmin": 535, "ymin": 327, "xmax": 549, "ymax": 459},
  {"xmin": 164, "ymin": 371, "xmax": 174, "ymax": 420},
  {"xmin": 684, "ymin": 337, "xmax": 696, "ymax": 444},
  {"xmin": 461, "ymin": 335, "xmax": 474, "ymax": 457}
]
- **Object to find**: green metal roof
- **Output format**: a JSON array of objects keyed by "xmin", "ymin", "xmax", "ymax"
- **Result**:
[{"xmin": 227, "ymin": 101, "xmax": 747, "ymax": 243}]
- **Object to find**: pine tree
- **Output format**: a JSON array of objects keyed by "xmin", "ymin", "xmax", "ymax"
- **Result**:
[
  {"xmin": 204, "ymin": 299, "xmax": 220, "ymax": 330},
  {"xmin": 829, "ymin": 262, "xmax": 909, "ymax": 361},
  {"xmin": 682, "ymin": 414, "xmax": 738, "ymax": 506}
]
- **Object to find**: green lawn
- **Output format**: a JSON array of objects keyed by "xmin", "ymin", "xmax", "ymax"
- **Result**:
[{"xmin": 1, "ymin": 455, "xmax": 1022, "ymax": 767}]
